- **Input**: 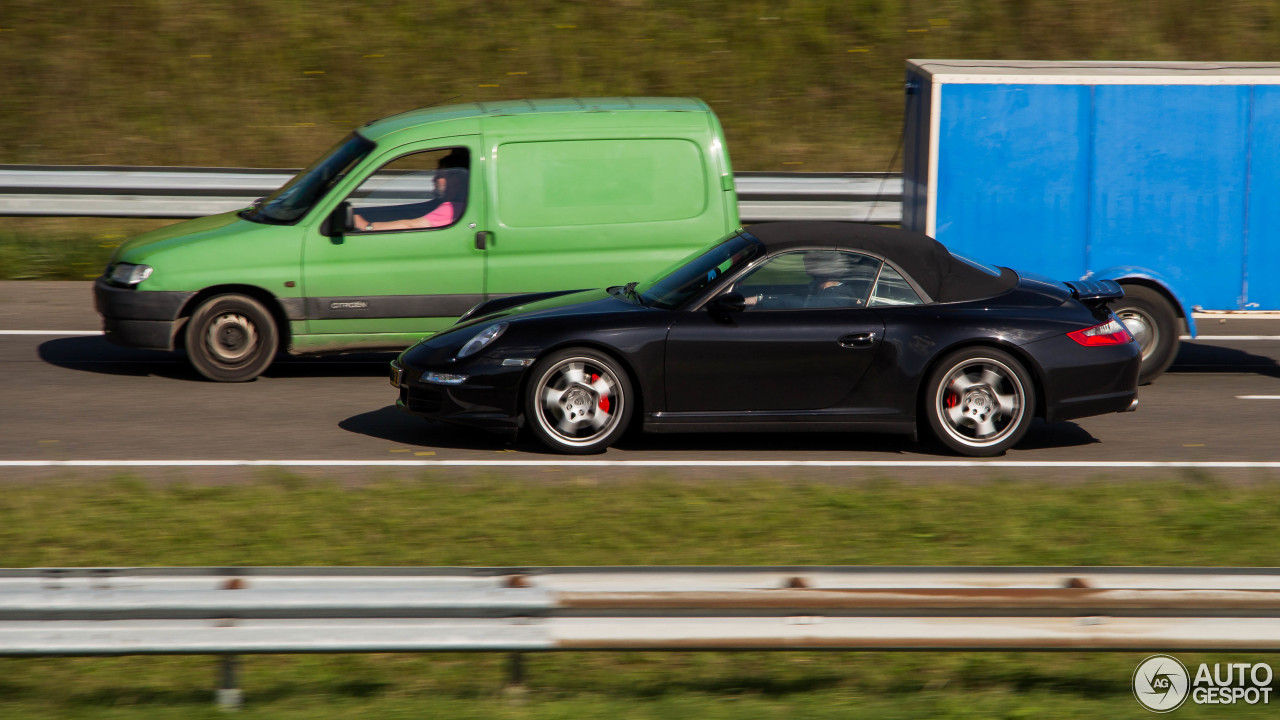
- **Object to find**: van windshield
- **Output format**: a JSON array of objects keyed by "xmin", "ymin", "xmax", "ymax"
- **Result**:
[
  {"xmin": 242, "ymin": 133, "xmax": 375, "ymax": 225},
  {"xmin": 638, "ymin": 232, "xmax": 763, "ymax": 310}
]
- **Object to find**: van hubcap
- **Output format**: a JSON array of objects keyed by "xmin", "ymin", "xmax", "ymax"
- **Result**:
[{"xmin": 207, "ymin": 313, "xmax": 258, "ymax": 363}]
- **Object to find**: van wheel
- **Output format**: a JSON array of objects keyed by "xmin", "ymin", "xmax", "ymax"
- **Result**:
[
  {"xmin": 1114, "ymin": 285, "xmax": 1178, "ymax": 385},
  {"xmin": 185, "ymin": 294, "xmax": 278, "ymax": 382},
  {"xmin": 526, "ymin": 348, "xmax": 633, "ymax": 454}
]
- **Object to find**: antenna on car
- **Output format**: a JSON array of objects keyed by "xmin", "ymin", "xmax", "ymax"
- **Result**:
[{"xmin": 865, "ymin": 124, "xmax": 906, "ymax": 225}]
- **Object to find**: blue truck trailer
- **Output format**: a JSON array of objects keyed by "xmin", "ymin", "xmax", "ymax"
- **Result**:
[{"xmin": 902, "ymin": 60, "xmax": 1280, "ymax": 383}]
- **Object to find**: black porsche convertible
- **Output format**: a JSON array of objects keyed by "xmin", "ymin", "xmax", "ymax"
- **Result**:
[{"xmin": 390, "ymin": 222, "xmax": 1140, "ymax": 456}]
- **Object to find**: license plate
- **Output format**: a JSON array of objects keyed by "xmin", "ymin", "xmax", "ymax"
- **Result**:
[{"xmin": 389, "ymin": 364, "xmax": 403, "ymax": 388}]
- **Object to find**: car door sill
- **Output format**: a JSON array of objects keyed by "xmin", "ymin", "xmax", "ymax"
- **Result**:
[{"xmin": 644, "ymin": 410, "xmax": 912, "ymax": 434}]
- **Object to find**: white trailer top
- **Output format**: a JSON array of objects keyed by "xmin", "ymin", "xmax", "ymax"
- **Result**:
[{"xmin": 907, "ymin": 59, "xmax": 1280, "ymax": 85}]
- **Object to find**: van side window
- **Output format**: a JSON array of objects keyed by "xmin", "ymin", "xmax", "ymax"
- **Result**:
[{"xmin": 348, "ymin": 147, "xmax": 470, "ymax": 232}]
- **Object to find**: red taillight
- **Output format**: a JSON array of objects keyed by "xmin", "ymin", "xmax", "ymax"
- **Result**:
[{"xmin": 1068, "ymin": 318, "xmax": 1133, "ymax": 346}]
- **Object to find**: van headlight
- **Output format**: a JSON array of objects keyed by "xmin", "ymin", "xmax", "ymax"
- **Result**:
[
  {"xmin": 457, "ymin": 322, "xmax": 508, "ymax": 358},
  {"xmin": 109, "ymin": 263, "xmax": 153, "ymax": 287}
]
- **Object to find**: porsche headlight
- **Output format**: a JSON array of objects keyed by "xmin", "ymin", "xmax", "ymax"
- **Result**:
[
  {"xmin": 457, "ymin": 322, "xmax": 508, "ymax": 358},
  {"xmin": 109, "ymin": 263, "xmax": 153, "ymax": 287}
]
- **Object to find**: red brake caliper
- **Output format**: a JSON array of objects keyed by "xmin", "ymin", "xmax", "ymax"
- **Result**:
[
  {"xmin": 944, "ymin": 392, "xmax": 959, "ymax": 408},
  {"xmin": 592, "ymin": 374, "xmax": 610, "ymax": 412}
]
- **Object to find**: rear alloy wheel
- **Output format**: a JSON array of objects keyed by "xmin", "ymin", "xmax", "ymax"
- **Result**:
[
  {"xmin": 185, "ymin": 294, "xmax": 278, "ymax": 382},
  {"xmin": 526, "ymin": 349, "xmax": 633, "ymax": 454},
  {"xmin": 1113, "ymin": 284, "xmax": 1178, "ymax": 385},
  {"xmin": 925, "ymin": 347, "xmax": 1034, "ymax": 457}
]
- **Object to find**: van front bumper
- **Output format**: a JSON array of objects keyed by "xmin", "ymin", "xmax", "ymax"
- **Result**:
[{"xmin": 93, "ymin": 277, "xmax": 196, "ymax": 351}]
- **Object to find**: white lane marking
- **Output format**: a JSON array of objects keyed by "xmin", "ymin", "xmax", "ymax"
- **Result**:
[
  {"xmin": 1193, "ymin": 312, "xmax": 1280, "ymax": 319},
  {"xmin": 1238, "ymin": 396, "xmax": 1280, "ymax": 400},
  {"xmin": 0, "ymin": 330, "xmax": 103, "ymax": 336},
  {"xmin": 1180, "ymin": 336, "xmax": 1280, "ymax": 341},
  {"xmin": 2, "ymin": 460, "xmax": 1280, "ymax": 469}
]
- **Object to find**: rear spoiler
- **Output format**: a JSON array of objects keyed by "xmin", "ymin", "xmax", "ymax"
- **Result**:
[{"xmin": 1064, "ymin": 279, "xmax": 1124, "ymax": 304}]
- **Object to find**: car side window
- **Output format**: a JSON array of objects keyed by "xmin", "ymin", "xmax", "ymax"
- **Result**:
[
  {"xmin": 347, "ymin": 147, "xmax": 470, "ymax": 233},
  {"xmin": 869, "ymin": 265, "xmax": 925, "ymax": 307},
  {"xmin": 735, "ymin": 250, "xmax": 881, "ymax": 310}
]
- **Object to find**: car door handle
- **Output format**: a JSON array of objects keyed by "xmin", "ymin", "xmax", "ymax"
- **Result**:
[
  {"xmin": 838, "ymin": 331, "xmax": 878, "ymax": 348},
  {"xmin": 475, "ymin": 231, "xmax": 492, "ymax": 250}
]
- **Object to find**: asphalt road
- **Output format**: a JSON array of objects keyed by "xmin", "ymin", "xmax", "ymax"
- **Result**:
[{"xmin": 2, "ymin": 282, "xmax": 1278, "ymax": 481}]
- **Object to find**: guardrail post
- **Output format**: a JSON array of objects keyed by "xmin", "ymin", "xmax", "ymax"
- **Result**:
[
  {"xmin": 216, "ymin": 576, "xmax": 246, "ymax": 710},
  {"xmin": 503, "ymin": 574, "xmax": 530, "ymax": 691},
  {"xmin": 216, "ymin": 655, "xmax": 242, "ymax": 710},
  {"xmin": 506, "ymin": 652, "xmax": 525, "ymax": 689}
]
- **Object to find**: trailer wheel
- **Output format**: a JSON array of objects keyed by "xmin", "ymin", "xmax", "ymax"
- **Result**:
[{"xmin": 1114, "ymin": 285, "xmax": 1178, "ymax": 385}]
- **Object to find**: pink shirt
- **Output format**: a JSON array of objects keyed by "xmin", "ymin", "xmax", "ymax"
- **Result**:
[{"xmin": 425, "ymin": 202, "xmax": 455, "ymax": 227}]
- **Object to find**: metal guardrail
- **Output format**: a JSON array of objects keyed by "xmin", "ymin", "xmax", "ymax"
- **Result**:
[
  {"xmin": 0, "ymin": 165, "xmax": 904, "ymax": 223},
  {"xmin": 7, "ymin": 565, "xmax": 1276, "ymax": 707},
  {"xmin": 735, "ymin": 171, "xmax": 902, "ymax": 223},
  {"xmin": 9, "ymin": 565, "xmax": 1280, "ymax": 654}
]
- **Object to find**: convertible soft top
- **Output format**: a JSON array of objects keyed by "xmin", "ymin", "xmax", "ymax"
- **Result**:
[{"xmin": 744, "ymin": 221, "xmax": 1018, "ymax": 303}]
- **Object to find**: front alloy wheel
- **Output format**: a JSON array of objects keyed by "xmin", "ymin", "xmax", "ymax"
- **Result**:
[
  {"xmin": 526, "ymin": 349, "xmax": 633, "ymax": 454},
  {"xmin": 925, "ymin": 347, "xmax": 1034, "ymax": 457}
]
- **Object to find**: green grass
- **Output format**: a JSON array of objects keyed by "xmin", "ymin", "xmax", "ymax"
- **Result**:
[
  {"xmin": 1, "ymin": 472, "xmax": 1279, "ymax": 717},
  {"xmin": 5, "ymin": 472, "xmax": 1280, "ymax": 567},
  {"xmin": 0, "ymin": 218, "xmax": 177, "ymax": 280}
]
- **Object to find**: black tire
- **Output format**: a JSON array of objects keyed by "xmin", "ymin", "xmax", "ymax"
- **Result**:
[
  {"xmin": 185, "ymin": 294, "xmax": 279, "ymax": 382},
  {"xmin": 525, "ymin": 348, "xmax": 633, "ymax": 454},
  {"xmin": 1113, "ymin": 284, "xmax": 1178, "ymax": 385},
  {"xmin": 924, "ymin": 347, "xmax": 1035, "ymax": 457}
]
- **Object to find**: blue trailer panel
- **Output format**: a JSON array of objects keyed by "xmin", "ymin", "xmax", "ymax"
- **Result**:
[
  {"xmin": 1248, "ymin": 86, "xmax": 1280, "ymax": 310},
  {"xmin": 935, "ymin": 83, "xmax": 1091, "ymax": 276},
  {"xmin": 1089, "ymin": 84, "xmax": 1249, "ymax": 311}
]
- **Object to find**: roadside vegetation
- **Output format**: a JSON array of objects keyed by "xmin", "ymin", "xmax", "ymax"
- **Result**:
[
  {"xmin": 3, "ymin": 1, "xmax": 1280, "ymax": 278},
  {"xmin": 0, "ymin": 219, "xmax": 175, "ymax": 280},
  {"xmin": 0, "ymin": 473, "xmax": 1277, "ymax": 718},
  {"xmin": 5, "ymin": 1, "xmax": 1280, "ymax": 171}
]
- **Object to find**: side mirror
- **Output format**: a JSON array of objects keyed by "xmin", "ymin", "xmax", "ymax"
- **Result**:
[
  {"xmin": 709, "ymin": 291, "xmax": 746, "ymax": 316},
  {"xmin": 326, "ymin": 201, "xmax": 354, "ymax": 239}
]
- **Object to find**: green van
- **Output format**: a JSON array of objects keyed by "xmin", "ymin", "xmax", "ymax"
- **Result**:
[{"xmin": 95, "ymin": 97, "xmax": 740, "ymax": 381}]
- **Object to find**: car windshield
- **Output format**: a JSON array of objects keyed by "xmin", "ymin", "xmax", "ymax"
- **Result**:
[
  {"xmin": 637, "ymin": 232, "xmax": 764, "ymax": 310},
  {"xmin": 241, "ymin": 133, "xmax": 375, "ymax": 225}
]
